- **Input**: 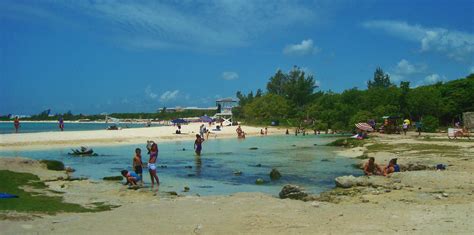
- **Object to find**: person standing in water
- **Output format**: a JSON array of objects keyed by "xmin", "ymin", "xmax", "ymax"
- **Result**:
[
  {"xmin": 147, "ymin": 141, "xmax": 160, "ymax": 189},
  {"xmin": 58, "ymin": 117, "xmax": 64, "ymax": 131},
  {"xmin": 133, "ymin": 148, "xmax": 143, "ymax": 185},
  {"xmin": 194, "ymin": 134, "xmax": 205, "ymax": 156},
  {"xmin": 13, "ymin": 116, "xmax": 20, "ymax": 133}
]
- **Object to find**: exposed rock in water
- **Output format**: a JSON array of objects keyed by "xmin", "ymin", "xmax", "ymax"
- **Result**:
[
  {"xmin": 255, "ymin": 178, "xmax": 265, "ymax": 185},
  {"xmin": 233, "ymin": 171, "xmax": 242, "ymax": 176},
  {"xmin": 183, "ymin": 186, "xmax": 190, "ymax": 192},
  {"xmin": 279, "ymin": 184, "xmax": 308, "ymax": 200},
  {"xmin": 65, "ymin": 166, "xmax": 75, "ymax": 173},
  {"xmin": 269, "ymin": 168, "xmax": 282, "ymax": 180},
  {"xmin": 249, "ymin": 147, "xmax": 259, "ymax": 150},
  {"xmin": 167, "ymin": 191, "xmax": 178, "ymax": 196}
]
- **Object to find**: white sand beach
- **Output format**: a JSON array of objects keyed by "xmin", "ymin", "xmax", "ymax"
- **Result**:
[{"xmin": 0, "ymin": 123, "xmax": 278, "ymax": 151}]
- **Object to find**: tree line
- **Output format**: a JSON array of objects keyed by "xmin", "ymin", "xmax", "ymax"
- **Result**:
[{"xmin": 233, "ymin": 66, "xmax": 474, "ymax": 132}]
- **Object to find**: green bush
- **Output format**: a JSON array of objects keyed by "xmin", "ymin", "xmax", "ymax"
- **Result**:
[
  {"xmin": 40, "ymin": 160, "xmax": 65, "ymax": 171},
  {"xmin": 423, "ymin": 115, "xmax": 439, "ymax": 132}
]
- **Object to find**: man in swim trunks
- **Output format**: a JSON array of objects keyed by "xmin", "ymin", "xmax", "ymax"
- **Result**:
[
  {"xmin": 133, "ymin": 148, "xmax": 143, "ymax": 185},
  {"xmin": 363, "ymin": 157, "xmax": 384, "ymax": 176},
  {"xmin": 121, "ymin": 170, "xmax": 141, "ymax": 186},
  {"xmin": 194, "ymin": 134, "xmax": 204, "ymax": 156},
  {"xmin": 147, "ymin": 141, "xmax": 160, "ymax": 189}
]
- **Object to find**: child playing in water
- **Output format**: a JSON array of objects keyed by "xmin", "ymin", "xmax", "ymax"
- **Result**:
[
  {"xmin": 121, "ymin": 170, "xmax": 141, "ymax": 186},
  {"xmin": 133, "ymin": 148, "xmax": 143, "ymax": 185}
]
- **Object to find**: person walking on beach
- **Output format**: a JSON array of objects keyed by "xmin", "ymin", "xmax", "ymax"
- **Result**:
[
  {"xmin": 194, "ymin": 134, "xmax": 205, "ymax": 156},
  {"xmin": 58, "ymin": 117, "xmax": 64, "ymax": 131},
  {"xmin": 13, "ymin": 116, "xmax": 20, "ymax": 133},
  {"xmin": 415, "ymin": 121, "xmax": 423, "ymax": 136},
  {"xmin": 146, "ymin": 141, "xmax": 160, "ymax": 189},
  {"xmin": 133, "ymin": 148, "xmax": 143, "ymax": 185}
]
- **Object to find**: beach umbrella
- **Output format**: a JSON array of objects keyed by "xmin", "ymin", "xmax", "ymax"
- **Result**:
[
  {"xmin": 199, "ymin": 115, "xmax": 213, "ymax": 123},
  {"xmin": 171, "ymin": 118, "xmax": 188, "ymax": 124},
  {"xmin": 355, "ymin": 122, "xmax": 374, "ymax": 132}
]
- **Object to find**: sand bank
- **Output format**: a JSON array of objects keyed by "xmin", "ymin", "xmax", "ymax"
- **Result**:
[{"xmin": 0, "ymin": 123, "xmax": 280, "ymax": 151}]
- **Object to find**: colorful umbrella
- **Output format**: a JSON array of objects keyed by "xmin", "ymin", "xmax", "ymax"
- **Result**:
[{"xmin": 355, "ymin": 122, "xmax": 374, "ymax": 132}]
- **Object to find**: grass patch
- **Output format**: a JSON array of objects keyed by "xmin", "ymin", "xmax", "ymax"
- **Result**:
[
  {"xmin": 0, "ymin": 170, "xmax": 114, "ymax": 214},
  {"xmin": 327, "ymin": 138, "xmax": 367, "ymax": 148},
  {"xmin": 40, "ymin": 160, "xmax": 64, "ymax": 171}
]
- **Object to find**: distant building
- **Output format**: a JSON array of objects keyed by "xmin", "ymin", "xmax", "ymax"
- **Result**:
[{"xmin": 160, "ymin": 106, "xmax": 217, "ymax": 113}]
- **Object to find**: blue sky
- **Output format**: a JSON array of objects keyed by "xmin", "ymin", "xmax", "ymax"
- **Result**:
[{"xmin": 1, "ymin": 0, "xmax": 473, "ymax": 115}]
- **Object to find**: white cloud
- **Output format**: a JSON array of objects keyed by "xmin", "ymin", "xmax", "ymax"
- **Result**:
[
  {"xmin": 387, "ymin": 73, "xmax": 404, "ymax": 82},
  {"xmin": 145, "ymin": 85, "xmax": 158, "ymax": 99},
  {"xmin": 363, "ymin": 20, "xmax": 474, "ymax": 61},
  {"xmin": 424, "ymin": 74, "xmax": 443, "ymax": 84},
  {"xmin": 283, "ymin": 39, "xmax": 319, "ymax": 56},
  {"xmin": 222, "ymin": 72, "xmax": 239, "ymax": 80},
  {"xmin": 394, "ymin": 59, "xmax": 426, "ymax": 75},
  {"xmin": 160, "ymin": 90, "xmax": 179, "ymax": 102}
]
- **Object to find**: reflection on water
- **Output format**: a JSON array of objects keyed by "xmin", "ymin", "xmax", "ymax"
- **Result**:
[
  {"xmin": 195, "ymin": 156, "xmax": 202, "ymax": 176},
  {"xmin": 0, "ymin": 135, "xmax": 362, "ymax": 196}
]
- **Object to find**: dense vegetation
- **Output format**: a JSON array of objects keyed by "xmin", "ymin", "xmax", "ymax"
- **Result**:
[{"xmin": 234, "ymin": 66, "xmax": 474, "ymax": 132}]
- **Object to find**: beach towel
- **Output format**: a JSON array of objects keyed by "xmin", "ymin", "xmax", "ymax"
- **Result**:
[{"xmin": 0, "ymin": 193, "xmax": 19, "ymax": 199}]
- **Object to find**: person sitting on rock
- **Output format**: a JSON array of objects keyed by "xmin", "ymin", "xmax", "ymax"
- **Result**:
[
  {"xmin": 363, "ymin": 157, "xmax": 384, "ymax": 176},
  {"xmin": 384, "ymin": 158, "xmax": 400, "ymax": 175},
  {"xmin": 121, "ymin": 170, "xmax": 141, "ymax": 186}
]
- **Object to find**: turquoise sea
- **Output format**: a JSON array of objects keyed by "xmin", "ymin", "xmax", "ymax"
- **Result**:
[
  {"xmin": 0, "ymin": 135, "xmax": 361, "ymax": 196},
  {"xmin": 0, "ymin": 122, "xmax": 156, "ymax": 134}
]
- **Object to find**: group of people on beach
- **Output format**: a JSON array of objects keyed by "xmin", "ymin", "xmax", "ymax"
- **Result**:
[
  {"xmin": 121, "ymin": 126, "xmax": 208, "ymax": 188},
  {"xmin": 363, "ymin": 157, "xmax": 400, "ymax": 176},
  {"xmin": 121, "ymin": 141, "xmax": 160, "ymax": 189}
]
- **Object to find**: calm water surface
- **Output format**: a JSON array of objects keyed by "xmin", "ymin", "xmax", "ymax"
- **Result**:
[
  {"xmin": 0, "ymin": 135, "xmax": 361, "ymax": 196},
  {"xmin": 0, "ymin": 122, "xmax": 156, "ymax": 134}
]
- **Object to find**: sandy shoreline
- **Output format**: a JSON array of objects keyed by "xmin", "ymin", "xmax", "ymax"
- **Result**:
[
  {"xmin": 1, "ymin": 130, "xmax": 473, "ymax": 234},
  {"xmin": 0, "ymin": 123, "xmax": 281, "ymax": 151}
]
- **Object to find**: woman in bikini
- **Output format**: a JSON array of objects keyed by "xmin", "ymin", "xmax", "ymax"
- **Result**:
[
  {"xmin": 147, "ymin": 141, "xmax": 160, "ymax": 189},
  {"xmin": 194, "ymin": 134, "xmax": 204, "ymax": 156}
]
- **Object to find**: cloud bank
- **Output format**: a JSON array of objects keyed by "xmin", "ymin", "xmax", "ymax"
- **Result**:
[{"xmin": 363, "ymin": 20, "xmax": 474, "ymax": 61}]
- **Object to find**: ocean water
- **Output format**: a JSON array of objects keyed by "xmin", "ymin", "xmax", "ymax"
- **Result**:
[
  {"xmin": 0, "ymin": 122, "xmax": 156, "ymax": 134},
  {"xmin": 0, "ymin": 135, "xmax": 362, "ymax": 196}
]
